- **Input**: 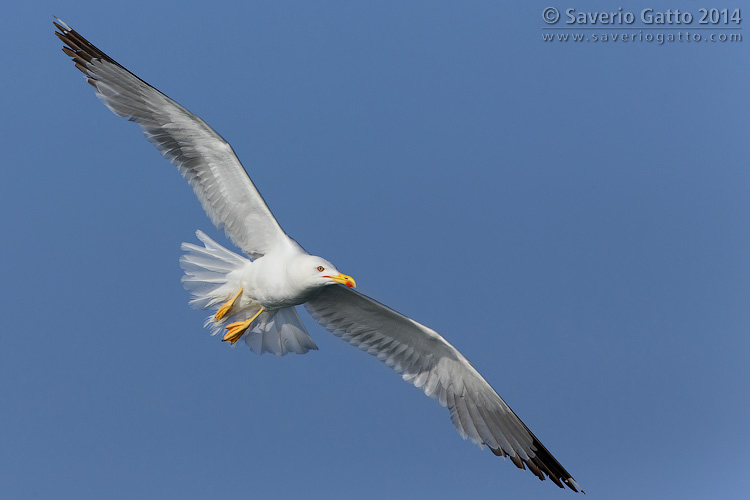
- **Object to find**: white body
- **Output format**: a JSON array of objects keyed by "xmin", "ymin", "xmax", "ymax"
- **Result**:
[{"xmin": 181, "ymin": 231, "xmax": 321, "ymax": 356}]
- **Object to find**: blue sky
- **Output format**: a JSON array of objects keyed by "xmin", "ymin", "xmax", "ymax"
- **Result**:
[{"xmin": 2, "ymin": 1, "xmax": 749, "ymax": 498}]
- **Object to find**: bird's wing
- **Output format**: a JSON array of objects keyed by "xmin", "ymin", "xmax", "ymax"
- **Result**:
[
  {"xmin": 305, "ymin": 285, "xmax": 581, "ymax": 492},
  {"xmin": 55, "ymin": 19, "xmax": 288, "ymax": 258}
]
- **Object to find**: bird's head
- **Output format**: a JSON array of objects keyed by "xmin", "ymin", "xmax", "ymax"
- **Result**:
[{"xmin": 292, "ymin": 255, "xmax": 356, "ymax": 290}]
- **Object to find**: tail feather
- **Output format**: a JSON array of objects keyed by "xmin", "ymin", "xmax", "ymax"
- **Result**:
[
  {"xmin": 180, "ymin": 230, "xmax": 318, "ymax": 356},
  {"xmin": 245, "ymin": 308, "xmax": 318, "ymax": 355},
  {"xmin": 180, "ymin": 230, "xmax": 248, "ymax": 309}
]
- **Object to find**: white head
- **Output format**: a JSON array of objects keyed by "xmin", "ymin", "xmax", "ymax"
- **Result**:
[{"xmin": 289, "ymin": 254, "xmax": 356, "ymax": 292}]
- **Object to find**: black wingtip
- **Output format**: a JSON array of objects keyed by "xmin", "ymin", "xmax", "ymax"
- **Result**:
[
  {"xmin": 527, "ymin": 434, "xmax": 583, "ymax": 492},
  {"xmin": 54, "ymin": 18, "xmax": 124, "ymax": 77},
  {"xmin": 53, "ymin": 16, "xmax": 71, "ymax": 34},
  {"xmin": 491, "ymin": 435, "xmax": 583, "ymax": 492}
]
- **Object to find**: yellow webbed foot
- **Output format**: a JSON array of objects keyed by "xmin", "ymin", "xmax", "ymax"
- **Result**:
[
  {"xmin": 215, "ymin": 288, "xmax": 244, "ymax": 321},
  {"xmin": 222, "ymin": 307, "xmax": 264, "ymax": 345}
]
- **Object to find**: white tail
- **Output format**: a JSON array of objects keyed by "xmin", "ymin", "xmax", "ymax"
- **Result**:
[{"xmin": 180, "ymin": 230, "xmax": 318, "ymax": 356}]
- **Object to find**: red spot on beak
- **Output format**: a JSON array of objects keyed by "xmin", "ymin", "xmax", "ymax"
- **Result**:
[{"xmin": 346, "ymin": 281, "xmax": 354, "ymax": 288}]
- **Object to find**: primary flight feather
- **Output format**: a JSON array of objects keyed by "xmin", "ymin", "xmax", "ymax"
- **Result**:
[{"xmin": 55, "ymin": 19, "xmax": 582, "ymax": 491}]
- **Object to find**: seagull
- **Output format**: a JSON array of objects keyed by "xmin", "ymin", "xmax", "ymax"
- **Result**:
[{"xmin": 55, "ymin": 19, "xmax": 582, "ymax": 492}]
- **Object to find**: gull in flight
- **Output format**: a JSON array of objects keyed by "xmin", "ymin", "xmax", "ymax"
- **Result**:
[{"xmin": 55, "ymin": 19, "xmax": 582, "ymax": 492}]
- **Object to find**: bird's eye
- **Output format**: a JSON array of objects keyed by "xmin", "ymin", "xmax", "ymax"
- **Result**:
[{"xmin": 317, "ymin": 266, "xmax": 325, "ymax": 272}]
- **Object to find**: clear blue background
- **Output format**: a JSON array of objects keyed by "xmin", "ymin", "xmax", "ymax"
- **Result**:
[{"xmin": 2, "ymin": 1, "xmax": 749, "ymax": 499}]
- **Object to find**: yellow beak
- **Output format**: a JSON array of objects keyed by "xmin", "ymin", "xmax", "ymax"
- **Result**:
[{"xmin": 325, "ymin": 273, "xmax": 356, "ymax": 288}]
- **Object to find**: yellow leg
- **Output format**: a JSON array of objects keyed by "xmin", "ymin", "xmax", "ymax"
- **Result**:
[
  {"xmin": 215, "ymin": 288, "xmax": 244, "ymax": 321},
  {"xmin": 223, "ymin": 307, "xmax": 265, "ymax": 345}
]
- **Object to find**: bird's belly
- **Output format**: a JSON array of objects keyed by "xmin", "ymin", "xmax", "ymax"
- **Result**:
[
  {"xmin": 240, "ymin": 275, "xmax": 310, "ymax": 311},
  {"xmin": 254, "ymin": 293, "xmax": 305, "ymax": 310},
  {"xmin": 239, "ymin": 252, "xmax": 318, "ymax": 310}
]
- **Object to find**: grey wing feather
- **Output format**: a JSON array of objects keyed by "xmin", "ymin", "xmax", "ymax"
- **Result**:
[
  {"xmin": 305, "ymin": 285, "xmax": 581, "ymax": 492},
  {"xmin": 55, "ymin": 19, "xmax": 288, "ymax": 258}
]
